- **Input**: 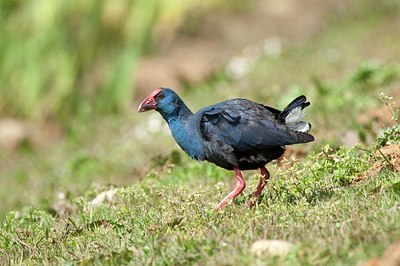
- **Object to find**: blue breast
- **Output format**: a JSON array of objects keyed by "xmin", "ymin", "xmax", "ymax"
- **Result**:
[{"xmin": 168, "ymin": 116, "xmax": 206, "ymax": 161}]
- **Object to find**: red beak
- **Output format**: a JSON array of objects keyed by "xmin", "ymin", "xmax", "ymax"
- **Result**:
[
  {"xmin": 137, "ymin": 88, "xmax": 162, "ymax": 112},
  {"xmin": 138, "ymin": 96, "xmax": 156, "ymax": 112}
]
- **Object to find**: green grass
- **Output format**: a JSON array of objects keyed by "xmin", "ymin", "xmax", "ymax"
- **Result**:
[{"xmin": 1, "ymin": 129, "xmax": 399, "ymax": 265}]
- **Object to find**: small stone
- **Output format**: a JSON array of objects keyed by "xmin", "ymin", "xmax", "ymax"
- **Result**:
[{"xmin": 250, "ymin": 240, "xmax": 294, "ymax": 257}]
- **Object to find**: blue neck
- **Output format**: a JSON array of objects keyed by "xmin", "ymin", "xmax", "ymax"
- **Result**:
[{"xmin": 160, "ymin": 106, "xmax": 205, "ymax": 161}]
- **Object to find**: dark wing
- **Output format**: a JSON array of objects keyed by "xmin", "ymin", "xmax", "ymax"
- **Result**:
[{"xmin": 199, "ymin": 99, "xmax": 313, "ymax": 152}]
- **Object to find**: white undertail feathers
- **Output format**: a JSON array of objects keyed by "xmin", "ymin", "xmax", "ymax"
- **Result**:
[{"xmin": 285, "ymin": 106, "xmax": 311, "ymax": 133}]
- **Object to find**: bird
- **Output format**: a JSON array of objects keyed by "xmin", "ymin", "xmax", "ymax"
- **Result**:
[{"xmin": 138, "ymin": 87, "xmax": 314, "ymax": 210}]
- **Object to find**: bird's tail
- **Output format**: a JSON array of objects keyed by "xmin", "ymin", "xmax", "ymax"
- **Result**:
[{"xmin": 279, "ymin": 95, "xmax": 312, "ymax": 133}]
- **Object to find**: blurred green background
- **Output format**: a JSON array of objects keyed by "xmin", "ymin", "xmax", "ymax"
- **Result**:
[
  {"xmin": 0, "ymin": 0, "xmax": 229, "ymax": 120},
  {"xmin": 0, "ymin": 0, "xmax": 399, "ymax": 212}
]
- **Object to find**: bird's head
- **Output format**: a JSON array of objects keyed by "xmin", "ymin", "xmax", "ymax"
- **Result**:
[{"xmin": 138, "ymin": 87, "xmax": 183, "ymax": 116}]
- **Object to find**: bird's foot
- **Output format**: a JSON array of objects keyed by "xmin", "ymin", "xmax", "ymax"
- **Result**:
[
  {"xmin": 215, "ymin": 200, "xmax": 228, "ymax": 211},
  {"xmin": 247, "ymin": 194, "xmax": 263, "ymax": 208},
  {"xmin": 247, "ymin": 199, "xmax": 256, "ymax": 208}
]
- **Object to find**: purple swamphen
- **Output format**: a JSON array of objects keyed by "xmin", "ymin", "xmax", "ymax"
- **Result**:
[{"xmin": 138, "ymin": 88, "xmax": 314, "ymax": 210}]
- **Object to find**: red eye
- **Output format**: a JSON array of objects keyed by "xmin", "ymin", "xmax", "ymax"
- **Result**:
[{"xmin": 157, "ymin": 93, "xmax": 164, "ymax": 99}]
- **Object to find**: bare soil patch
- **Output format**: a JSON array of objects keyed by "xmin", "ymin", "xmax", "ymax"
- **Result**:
[
  {"xmin": 352, "ymin": 144, "xmax": 400, "ymax": 184},
  {"xmin": 363, "ymin": 241, "xmax": 400, "ymax": 266}
]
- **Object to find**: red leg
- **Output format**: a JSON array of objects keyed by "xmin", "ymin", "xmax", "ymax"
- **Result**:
[
  {"xmin": 215, "ymin": 166, "xmax": 246, "ymax": 211},
  {"xmin": 248, "ymin": 166, "xmax": 270, "ymax": 207},
  {"xmin": 253, "ymin": 166, "xmax": 270, "ymax": 198}
]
